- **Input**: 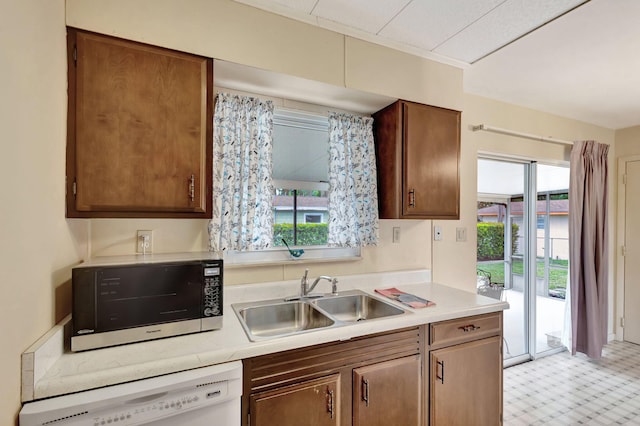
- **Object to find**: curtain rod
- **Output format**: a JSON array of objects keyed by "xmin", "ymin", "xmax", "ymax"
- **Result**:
[{"xmin": 472, "ymin": 124, "xmax": 573, "ymax": 146}]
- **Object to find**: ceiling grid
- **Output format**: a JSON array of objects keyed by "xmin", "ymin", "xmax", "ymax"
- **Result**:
[{"xmin": 233, "ymin": 0, "xmax": 640, "ymax": 129}]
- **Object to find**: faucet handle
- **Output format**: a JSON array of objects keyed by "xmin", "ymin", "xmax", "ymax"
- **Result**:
[{"xmin": 331, "ymin": 277, "xmax": 339, "ymax": 296}]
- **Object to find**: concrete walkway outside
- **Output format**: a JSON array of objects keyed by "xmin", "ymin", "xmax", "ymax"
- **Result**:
[{"xmin": 502, "ymin": 287, "xmax": 567, "ymax": 358}]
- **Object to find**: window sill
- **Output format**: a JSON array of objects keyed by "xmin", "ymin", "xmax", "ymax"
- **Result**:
[
  {"xmin": 223, "ymin": 255, "xmax": 363, "ymax": 269},
  {"xmin": 222, "ymin": 246, "xmax": 362, "ymax": 268}
]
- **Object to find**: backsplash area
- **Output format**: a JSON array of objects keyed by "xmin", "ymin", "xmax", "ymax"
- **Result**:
[{"xmin": 81, "ymin": 218, "xmax": 433, "ymax": 285}]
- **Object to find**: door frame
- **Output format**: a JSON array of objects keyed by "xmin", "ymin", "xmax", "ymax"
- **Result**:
[
  {"xmin": 477, "ymin": 155, "xmax": 535, "ymax": 367},
  {"xmin": 616, "ymin": 155, "xmax": 640, "ymax": 342}
]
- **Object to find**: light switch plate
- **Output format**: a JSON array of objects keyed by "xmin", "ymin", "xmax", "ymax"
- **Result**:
[
  {"xmin": 456, "ymin": 227, "xmax": 467, "ymax": 242},
  {"xmin": 392, "ymin": 227, "xmax": 401, "ymax": 243}
]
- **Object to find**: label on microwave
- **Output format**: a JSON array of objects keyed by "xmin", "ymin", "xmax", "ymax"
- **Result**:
[{"xmin": 204, "ymin": 267, "xmax": 220, "ymax": 276}]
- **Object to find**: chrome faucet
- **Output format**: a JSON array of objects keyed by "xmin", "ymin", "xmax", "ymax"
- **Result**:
[
  {"xmin": 299, "ymin": 268, "xmax": 339, "ymax": 298},
  {"xmin": 299, "ymin": 268, "xmax": 310, "ymax": 298}
]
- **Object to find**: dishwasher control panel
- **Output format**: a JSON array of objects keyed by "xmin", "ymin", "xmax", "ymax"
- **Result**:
[{"xmin": 91, "ymin": 383, "xmax": 227, "ymax": 425}]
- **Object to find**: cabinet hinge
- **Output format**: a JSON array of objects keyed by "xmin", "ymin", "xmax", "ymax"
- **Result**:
[
  {"xmin": 623, "ymin": 173, "xmax": 627, "ymax": 185},
  {"xmin": 622, "ymin": 246, "xmax": 627, "ymax": 257},
  {"xmin": 72, "ymin": 180, "xmax": 77, "ymax": 197},
  {"xmin": 73, "ymin": 45, "xmax": 77, "ymax": 66},
  {"xmin": 247, "ymin": 412, "xmax": 250, "ymax": 426},
  {"xmin": 621, "ymin": 317, "xmax": 625, "ymax": 328}
]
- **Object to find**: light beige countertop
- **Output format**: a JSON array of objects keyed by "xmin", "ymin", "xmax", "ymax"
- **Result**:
[{"xmin": 22, "ymin": 269, "xmax": 508, "ymax": 402}]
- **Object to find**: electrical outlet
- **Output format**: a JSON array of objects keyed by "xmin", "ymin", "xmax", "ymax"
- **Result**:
[
  {"xmin": 392, "ymin": 227, "xmax": 401, "ymax": 243},
  {"xmin": 434, "ymin": 226, "xmax": 443, "ymax": 241},
  {"xmin": 137, "ymin": 230, "xmax": 153, "ymax": 253}
]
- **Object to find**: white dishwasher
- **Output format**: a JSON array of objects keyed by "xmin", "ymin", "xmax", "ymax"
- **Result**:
[{"xmin": 19, "ymin": 360, "xmax": 242, "ymax": 426}]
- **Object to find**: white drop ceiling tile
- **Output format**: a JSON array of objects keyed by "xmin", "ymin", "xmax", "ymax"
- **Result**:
[
  {"xmin": 264, "ymin": 0, "xmax": 319, "ymax": 14},
  {"xmin": 435, "ymin": 0, "xmax": 588, "ymax": 63},
  {"xmin": 312, "ymin": 0, "xmax": 411, "ymax": 34},
  {"xmin": 379, "ymin": 0, "xmax": 505, "ymax": 52}
]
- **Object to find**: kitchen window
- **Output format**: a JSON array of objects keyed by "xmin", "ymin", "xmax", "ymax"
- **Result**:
[
  {"xmin": 272, "ymin": 107, "xmax": 330, "ymax": 248},
  {"xmin": 223, "ymin": 106, "xmax": 360, "ymax": 265}
]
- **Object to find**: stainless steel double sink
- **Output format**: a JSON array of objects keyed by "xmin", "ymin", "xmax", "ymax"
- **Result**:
[{"xmin": 232, "ymin": 290, "xmax": 410, "ymax": 341}]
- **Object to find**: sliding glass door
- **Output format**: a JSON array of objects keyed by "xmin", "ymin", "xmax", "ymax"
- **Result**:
[
  {"xmin": 534, "ymin": 164, "xmax": 570, "ymax": 355},
  {"xmin": 478, "ymin": 157, "xmax": 569, "ymax": 366}
]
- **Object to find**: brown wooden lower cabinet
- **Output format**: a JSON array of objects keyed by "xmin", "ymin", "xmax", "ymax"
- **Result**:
[
  {"xmin": 429, "ymin": 313, "xmax": 503, "ymax": 426},
  {"xmin": 250, "ymin": 374, "xmax": 340, "ymax": 426},
  {"xmin": 243, "ymin": 327, "xmax": 424, "ymax": 426},
  {"xmin": 242, "ymin": 315, "xmax": 503, "ymax": 426},
  {"xmin": 353, "ymin": 355, "xmax": 422, "ymax": 426}
]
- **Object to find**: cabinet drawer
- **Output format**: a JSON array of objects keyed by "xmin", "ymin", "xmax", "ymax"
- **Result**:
[{"xmin": 430, "ymin": 312, "xmax": 502, "ymax": 349}]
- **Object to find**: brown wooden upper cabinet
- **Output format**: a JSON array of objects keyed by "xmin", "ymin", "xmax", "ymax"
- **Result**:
[
  {"xmin": 373, "ymin": 100, "xmax": 461, "ymax": 219},
  {"xmin": 66, "ymin": 28, "xmax": 213, "ymax": 218}
]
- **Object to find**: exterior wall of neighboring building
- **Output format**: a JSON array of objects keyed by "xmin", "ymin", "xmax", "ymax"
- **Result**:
[
  {"xmin": 478, "ymin": 199, "xmax": 569, "ymax": 260},
  {"xmin": 274, "ymin": 209, "xmax": 328, "ymax": 224}
]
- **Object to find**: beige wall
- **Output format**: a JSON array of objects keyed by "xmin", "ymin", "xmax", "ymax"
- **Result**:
[
  {"xmin": 0, "ymin": 1, "xmax": 82, "ymax": 424},
  {"xmin": 2, "ymin": 0, "xmax": 623, "ymax": 422},
  {"xmin": 616, "ymin": 125, "xmax": 640, "ymax": 158}
]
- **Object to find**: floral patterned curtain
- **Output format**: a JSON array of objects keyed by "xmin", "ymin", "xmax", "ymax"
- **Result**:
[
  {"xmin": 327, "ymin": 112, "xmax": 379, "ymax": 247},
  {"xmin": 208, "ymin": 93, "xmax": 274, "ymax": 252}
]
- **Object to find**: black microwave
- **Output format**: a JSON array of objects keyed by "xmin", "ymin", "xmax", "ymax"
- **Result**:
[{"xmin": 71, "ymin": 259, "xmax": 223, "ymax": 352}]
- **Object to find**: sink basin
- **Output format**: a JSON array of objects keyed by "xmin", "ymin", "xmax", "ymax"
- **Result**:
[
  {"xmin": 312, "ymin": 291, "xmax": 405, "ymax": 322},
  {"xmin": 232, "ymin": 290, "xmax": 409, "ymax": 341},
  {"xmin": 233, "ymin": 301, "xmax": 335, "ymax": 341}
]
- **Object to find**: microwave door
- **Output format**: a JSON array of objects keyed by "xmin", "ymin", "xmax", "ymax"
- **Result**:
[{"xmin": 96, "ymin": 265, "xmax": 203, "ymax": 332}]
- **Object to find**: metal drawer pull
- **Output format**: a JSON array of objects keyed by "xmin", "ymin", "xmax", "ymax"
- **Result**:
[
  {"xmin": 189, "ymin": 174, "xmax": 195, "ymax": 201},
  {"xmin": 362, "ymin": 378, "xmax": 370, "ymax": 406},
  {"xmin": 327, "ymin": 389, "xmax": 335, "ymax": 419},
  {"xmin": 458, "ymin": 324, "xmax": 480, "ymax": 332},
  {"xmin": 408, "ymin": 189, "xmax": 416, "ymax": 207},
  {"xmin": 436, "ymin": 360, "xmax": 445, "ymax": 384}
]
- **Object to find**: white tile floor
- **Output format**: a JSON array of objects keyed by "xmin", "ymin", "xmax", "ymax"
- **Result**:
[{"xmin": 504, "ymin": 340, "xmax": 640, "ymax": 425}]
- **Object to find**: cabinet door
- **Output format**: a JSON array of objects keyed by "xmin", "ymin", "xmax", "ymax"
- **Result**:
[
  {"xmin": 430, "ymin": 336, "xmax": 502, "ymax": 426},
  {"xmin": 67, "ymin": 28, "xmax": 212, "ymax": 218},
  {"xmin": 250, "ymin": 374, "xmax": 340, "ymax": 426},
  {"xmin": 403, "ymin": 102, "xmax": 460, "ymax": 219},
  {"xmin": 353, "ymin": 355, "xmax": 422, "ymax": 426}
]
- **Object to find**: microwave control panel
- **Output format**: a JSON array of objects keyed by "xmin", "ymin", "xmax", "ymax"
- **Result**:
[{"xmin": 203, "ymin": 265, "xmax": 222, "ymax": 317}]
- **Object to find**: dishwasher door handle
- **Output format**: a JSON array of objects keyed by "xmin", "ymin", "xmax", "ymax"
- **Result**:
[{"xmin": 125, "ymin": 391, "xmax": 169, "ymax": 405}]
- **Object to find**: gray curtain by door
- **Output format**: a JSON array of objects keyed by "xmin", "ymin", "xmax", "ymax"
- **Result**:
[{"xmin": 569, "ymin": 140, "xmax": 609, "ymax": 359}]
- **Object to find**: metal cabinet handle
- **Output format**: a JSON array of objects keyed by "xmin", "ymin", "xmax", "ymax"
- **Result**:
[
  {"xmin": 327, "ymin": 389, "xmax": 335, "ymax": 419},
  {"xmin": 408, "ymin": 189, "xmax": 416, "ymax": 208},
  {"xmin": 436, "ymin": 360, "xmax": 445, "ymax": 384},
  {"xmin": 362, "ymin": 378, "xmax": 370, "ymax": 407},
  {"xmin": 458, "ymin": 324, "xmax": 481, "ymax": 332},
  {"xmin": 188, "ymin": 174, "xmax": 195, "ymax": 201}
]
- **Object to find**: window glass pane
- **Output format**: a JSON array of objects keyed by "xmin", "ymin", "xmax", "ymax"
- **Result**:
[
  {"xmin": 273, "ymin": 188, "xmax": 328, "ymax": 247},
  {"xmin": 272, "ymin": 108, "xmax": 330, "ymax": 248},
  {"xmin": 305, "ymin": 214, "xmax": 322, "ymax": 224}
]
